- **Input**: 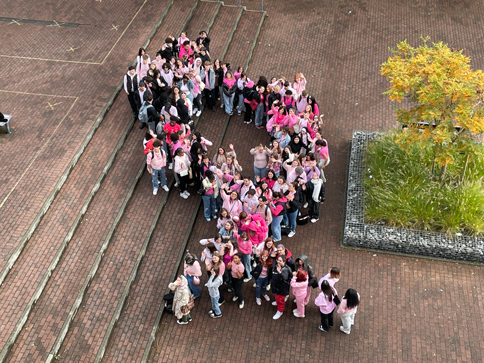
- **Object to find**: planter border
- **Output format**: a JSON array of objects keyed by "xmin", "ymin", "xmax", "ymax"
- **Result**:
[{"xmin": 343, "ymin": 131, "xmax": 484, "ymax": 263}]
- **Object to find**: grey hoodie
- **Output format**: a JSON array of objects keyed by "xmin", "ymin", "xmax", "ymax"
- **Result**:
[{"xmin": 294, "ymin": 254, "xmax": 317, "ymax": 287}]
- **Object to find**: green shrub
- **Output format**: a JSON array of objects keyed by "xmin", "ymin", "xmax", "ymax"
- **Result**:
[{"xmin": 364, "ymin": 131, "xmax": 484, "ymax": 236}]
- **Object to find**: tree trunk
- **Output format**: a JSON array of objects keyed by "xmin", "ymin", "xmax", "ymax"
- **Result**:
[
  {"xmin": 439, "ymin": 164, "xmax": 447, "ymax": 182},
  {"xmin": 461, "ymin": 154, "xmax": 469, "ymax": 183}
]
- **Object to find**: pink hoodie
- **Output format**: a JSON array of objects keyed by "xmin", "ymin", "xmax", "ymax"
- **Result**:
[
  {"xmin": 233, "ymin": 231, "xmax": 252, "ymax": 255},
  {"xmin": 284, "ymin": 114, "xmax": 298, "ymax": 129},
  {"xmin": 221, "ymin": 190, "xmax": 243, "ymax": 218},
  {"xmin": 291, "ymin": 276, "xmax": 309, "ymax": 299}
]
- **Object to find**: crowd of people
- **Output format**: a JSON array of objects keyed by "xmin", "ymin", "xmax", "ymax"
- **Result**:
[{"xmin": 126, "ymin": 30, "xmax": 359, "ymax": 334}]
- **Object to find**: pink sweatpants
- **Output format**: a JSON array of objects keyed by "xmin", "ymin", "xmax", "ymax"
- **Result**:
[
  {"xmin": 295, "ymin": 296, "xmax": 305, "ymax": 317},
  {"xmin": 303, "ymin": 285, "xmax": 311, "ymax": 305}
]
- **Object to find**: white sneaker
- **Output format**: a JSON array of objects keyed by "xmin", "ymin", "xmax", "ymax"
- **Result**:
[
  {"xmin": 256, "ymin": 298, "xmax": 261, "ymax": 306},
  {"xmin": 273, "ymin": 311, "xmax": 283, "ymax": 320},
  {"xmin": 162, "ymin": 185, "xmax": 169, "ymax": 192},
  {"xmin": 264, "ymin": 294, "xmax": 270, "ymax": 301},
  {"xmin": 153, "ymin": 188, "xmax": 158, "ymax": 195},
  {"xmin": 174, "ymin": 182, "xmax": 179, "ymax": 187},
  {"xmin": 293, "ymin": 310, "xmax": 303, "ymax": 318},
  {"xmin": 168, "ymin": 163, "xmax": 173, "ymax": 170},
  {"xmin": 252, "ymin": 261, "xmax": 257, "ymax": 268},
  {"xmin": 294, "ymin": 299, "xmax": 297, "ymax": 304},
  {"xmin": 158, "ymin": 180, "xmax": 161, "ymax": 185},
  {"xmin": 311, "ymin": 218, "xmax": 319, "ymax": 223},
  {"xmin": 243, "ymin": 277, "xmax": 252, "ymax": 283},
  {"xmin": 285, "ymin": 296, "xmax": 289, "ymax": 302},
  {"xmin": 340, "ymin": 326, "xmax": 350, "ymax": 334},
  {"xmin": 252, "ymin": 283, "xmax": 256, "ymax": 288},
  {"xmin": 183, "ymin": 191, "xmax": 190, "ymax": 197},
  {"xmin": 272, "ymin": 301, "xmax": 277, "ymax": 306},
  {"xmin": 266, "ymin": 284, "xmax": 271, "ymax": 291},
  {"xmin": 180, "ymin": 192, "xmax": 188, "ymax": 199},
  {"xmin": 196, "ymin": 110, "xmax": 202, "ymax": 117},
  {"xmin": 232, "ymin": 296, "xmax": 239, "ymax": 302},
  {"xmin": 303, "ymin": 202, "xmax": 308, "ymax": 208},
  {"xmin": 239, "ymin": 301, "xmax": 244, "ymax": 309},
  {"xmin": 288, "ymin": 231, "xmax": 295, "ymax": 238}
]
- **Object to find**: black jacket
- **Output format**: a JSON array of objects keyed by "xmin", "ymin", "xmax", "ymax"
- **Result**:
[
  {"xmin": 252, "ymin": 261, "xmax": 273, "ymax": 281},
  {"xmin": 243, "ymin": 86, "xmax": 257, "ymax": 102},
  {"xmin": 196, "ymin": 36, "xmax": 211, "ymax": 52},
  {"xmin": 222, "ymin": 81, "xmax": 237, "ymax": 97},
  {"xmin": 304, "ymin": 179, "xmax": 325, "ymax": 203},
  {"xmin": 270, "ymin": 264, "xmax": 292, "ymax": 296},
  {"xmin": 268, "ymin": 91, "xmax": 282, "ymax": 110},
  {"xmin": 143, "ymin": 101, "xmax": 160, "ymax": 123},
  {"xmin": 285, "ymin": 188, "xmax": 303, "ymax": 213}
]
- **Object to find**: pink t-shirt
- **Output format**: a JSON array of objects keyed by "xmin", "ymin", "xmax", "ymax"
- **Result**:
[{"xmin": 231, "ymin": 262, "xmax": 245, "ymax": 279}]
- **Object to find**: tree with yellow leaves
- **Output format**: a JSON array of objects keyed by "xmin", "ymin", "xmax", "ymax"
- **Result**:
[{"xmin": 381, "ymin": 37, "xmax": 484, "ymax": 178}]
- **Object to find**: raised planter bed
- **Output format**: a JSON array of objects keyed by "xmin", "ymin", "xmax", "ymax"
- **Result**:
[{"xmin": 343, "ymin": 131, "xmax": 484, "ymax": 263}]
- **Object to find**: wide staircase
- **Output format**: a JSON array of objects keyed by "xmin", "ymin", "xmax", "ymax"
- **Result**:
[{"xmin": 0, "ymin": 1, "xmax": 266, "ymax": 363}]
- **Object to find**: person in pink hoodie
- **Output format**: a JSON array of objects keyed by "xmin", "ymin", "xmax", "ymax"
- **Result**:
[
  {"xmin": 291, "ymin": 269, "xmax": 309, "ymax": 318},
  {"xmin": 233, "ymin": 231, "xmax": 253, "ymax": 282},
  {"xmin": 337, "ymin": 288, "xmax": 360, "ymax": 335},
  {"xmin": 184, "ymin": 253, "xmax": 202, "ymax": 298},
  {"xmin": 319, "ymin": 267, "xmax": 341, "ymax": 289},
  {"xmin": 220, "ymin": 186, "xmax": 243, "ymax": 219},
  {"xmin": 315, "ymin": 279, "xmax": 338, "ymax": 332},
  {"xmin": 137, "ymin": 54, "xmax": 150, "ymax": 78},
  {"xmin": 269, "ymin": 192, "xmax": 287, "ymax": 242},
  {"xmin": 284, "ymin": 108, "xmax": 298, "ymax": 129},
  {"xmin": 293, "ymin": 73, "xmax": 307, "ymax": 98}
]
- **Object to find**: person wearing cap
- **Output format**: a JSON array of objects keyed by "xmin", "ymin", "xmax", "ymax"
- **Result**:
[
  {"xmin": 124, "ymin": 65, "xmax": 139, "ymax": 117},
  {"xmin": 196, "ymin": 31, "xmax": 211, "ymax": 52}
]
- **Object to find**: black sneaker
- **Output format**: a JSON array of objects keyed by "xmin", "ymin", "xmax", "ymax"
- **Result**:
[
  {"xmin": 139, "ymin": 123, "xmax": 147, "ymax": 129},
  {"xmin": 212, "ymin": 107, "xmax": 216, "ymax": 112},
  {"xmin": 177, "ymin": 319, "xmax": 188, "ymax": 325}
]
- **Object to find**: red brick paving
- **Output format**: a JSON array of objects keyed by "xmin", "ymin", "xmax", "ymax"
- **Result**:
[
  {"xmin": 2, "ymin": 0, "xmax": 484, "ymax": 362},
  {"xmin": 203, "ymin": 5, "xmax": 241, "ymax": 60},
  {"xmin": 0, "ymin": 0, "xmax": 170, "ymax": 270},
  {"xmin": 183, "ymin": 0, "xmax": 219, "ymax": 39}
]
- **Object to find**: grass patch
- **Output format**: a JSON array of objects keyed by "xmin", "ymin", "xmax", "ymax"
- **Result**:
[{"xmin": 364, "ymin": 131, "xmax": 484, "ymax": 236}]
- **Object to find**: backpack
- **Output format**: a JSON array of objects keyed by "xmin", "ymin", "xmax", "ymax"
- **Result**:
[
  {"xmin": 139, "ymin": 103, "xmax": 154, "ymax": 123},
  {"xmin": 274, "ymin": 200, "xmax": 287, "ymax": 216}
]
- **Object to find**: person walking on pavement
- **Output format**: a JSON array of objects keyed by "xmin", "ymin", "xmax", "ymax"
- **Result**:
[{"xmin": 315, "ymin": 279, "xmax": 338, "ymax": 332}]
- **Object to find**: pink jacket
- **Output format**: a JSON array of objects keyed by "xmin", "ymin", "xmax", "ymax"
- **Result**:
[
  {"xmin": 291, "ymin": 277, "xmax": 309, "ymax": 298},
  {"xmin": 174, "ymin": 154, "xmax": 189, "ymax": 174},
  {"xmin": 184, "ymin": 261, "xmax": 202, "ymax": 277},
  {"xmin": 284, "ymin": 114, "xmax": 298, "ymax": 129},
  {"xmin": 315, "ymin": 288, "xmax": 338, "ymax": 314},
  {"xmin": 233, "ymin": 231, "xmax": 252, "ymax": 255},
  {"xmin": 337, "ymin": 293, "xmax": 360, "ymax": 314},
  {"xmin": 247, "ymin": 215, "xmax": 268, "ymax": 245},
  {"xmin": 221, "ymin": 190, "xmax": 243, "ymax": 218},
  {"xmin": 293, "ymin": 76, "xmax": 307, "ymax": 98}
]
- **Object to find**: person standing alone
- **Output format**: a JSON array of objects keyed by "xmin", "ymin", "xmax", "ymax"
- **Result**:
[{"xmin": 124, "ymin": 65, "xmax": 139, "ymax": 117}]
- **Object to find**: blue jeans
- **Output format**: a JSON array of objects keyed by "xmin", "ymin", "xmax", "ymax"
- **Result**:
[
  {"xmin": 271, "ymin": 215, "xmax": 283, "ymax": 242},
  {"xmin": 223, "ymin": 93, "xmax": 235, "ymax": 114},
  {"xmin": 202, "ymin": 194, "xmax": 217, "ymax": 218},
  {"xmin": 287, "ymin": 209, "xmax": 298, "ymax": 232},
  {"xmin": 240, "ymin": 253, "xmax": 252, "ymax": 279},
  {"xmin": 151, "ymin": 168, "xmax": 166, "ymax": 190},
  {"xmin": 237, "ymin": 94, "xmax": 244, "ymax": 113},
  {"xmin": 185, "ymin": 274, "xmax": 200, "ymax": 298},
  {"xmin": 254, "ymin": 166, "xmax": 267, "ymax": 183},
  {"xmin": 255, "ymin": 103, "xmax": 264, "ymax": 126},
  {"xmin": 210, "ymin": 295, "xmax": 222, "ymax": 316},
  {"xmin": 255, "ymin": 276, "xmax": 269, "ymax": 298}
]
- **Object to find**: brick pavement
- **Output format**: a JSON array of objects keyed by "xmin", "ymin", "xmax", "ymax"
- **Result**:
[
  {"xmin": 203, "ymin": 5, "xmax": 241, "ymax": 60},
  {"xmin": 1, "ymin": 0, "xmax": 484, "ymax": 362},
  {"xmin": 0, "ymin": 0, "xmax": 169, "ymax": 271},
  {"xmin": 184, "ymin": 0, "xmax": 219, "ymax": 39},
  {"xmin": 148, "ymin": 0, "xmax": 484, "ymax": 362}
]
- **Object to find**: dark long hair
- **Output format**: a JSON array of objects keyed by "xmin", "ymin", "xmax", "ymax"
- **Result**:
[
  {"xmin": 320, "ymin": 280, "xmax": 334, "ymax": 303},
  {"xmin": 344, "ymin": 288, "xmax": 360, "ymax": 310}
]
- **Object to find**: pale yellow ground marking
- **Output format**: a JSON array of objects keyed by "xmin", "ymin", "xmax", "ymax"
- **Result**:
[
  {"xmin": 66, "ymin": 47, "xmax": 78, "ymax": 52},
  {"xmin": 111, "ymin": 24, "xmax": 118, "ymax": 31},
  {"xmin": 0, "ymin": 0, "xmax": 147, "ymax": 64},
  {"xmin": 48, "ymin": 20, "xmax": 64, "ymax": 27},
  {"xmin": 0, "ymin": 90, "xmax": 78, "ymax": 210},
  {"xmin": 46, "ymin": 102, "xmax": 63, "ymax": 109},
  {"xmin": 8, "ymin": 19, "xmax": 21, "ymax": 25}
]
